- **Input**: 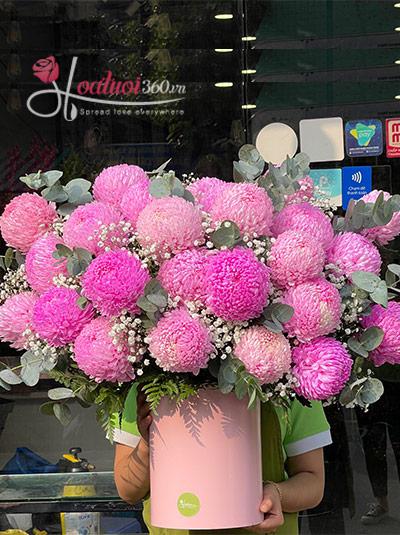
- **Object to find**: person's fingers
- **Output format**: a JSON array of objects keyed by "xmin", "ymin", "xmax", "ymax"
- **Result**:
[
  {"xmin": 253, "ymin": 513, "xmax": 284, "ymax": 532},
  {"xmin": 260, "ymin": 498, "xmax": 273, "ymax": 514}
]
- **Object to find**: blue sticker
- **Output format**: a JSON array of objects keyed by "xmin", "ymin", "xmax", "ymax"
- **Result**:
[
  {"xmin": 309, "ymin": 169, "xmax": 342, "ymax": 207},
  {"xmin": 345, "ymin": 119, "xmax": 383, "ymax": 157},
  {"xmin": 342, "ymin": 166, "xmax": 372, "ymax": 209}
]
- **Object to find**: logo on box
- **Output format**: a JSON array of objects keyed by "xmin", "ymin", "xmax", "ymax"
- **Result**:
[{"xmin": 386, "ymin": 118, "xmax": 400, "ymax": 158}]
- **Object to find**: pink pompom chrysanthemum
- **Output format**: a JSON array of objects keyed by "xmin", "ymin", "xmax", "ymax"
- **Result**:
[
  {"xmin": 0, "ymin": 193, "xmax": 57, "ymax": 253},
  {"xmin": 234, "ymin": 325, "xmax": 292, "ymax": 384},
  {"xmin": 272, "ymin": 202, "xmax": 334, "ymax": 251},
  {"xmin": 120, "ymin": 183, "xmax": 151, "ymax": 230},
  {"xmin": 26, "ymin": 234, "xmax": 68, "ymax": 293},
  {"xmin": 293, "ymin": 337, "xmax": 352, "ymax": 400},
  {"xmin": 158, "ymin": 249, "xmax": 210, "ymax": 303},
  {"xmin": 82, "ymin": 249, "xmax": 150, "ymax": 317},
  {"xmin": 361, "ymin": 302, "xmax": 400, "ymax": 366},
  {"xmin": 283, "ymin": 278, "xmax": 341, "ymax": 341},
  {"xmin": 74, "ymin": 317, "xmax": 134, "ymax": 383},
  {"xmin": 188, "ymin": 177, "xmax": 231, "ymax": 211},
  {"xmin": 93, "ymin": 164, "xmax": 149, "ymax": 208},
  {"xmin": 136, "ymin": 197, "xmax": 204, "ymax": 261},
  {"xmin": 62, "ymin": 201, "xmax": 123, "ymax": 255},
  {"xmin": 32, "ymin": 287, "xmax": 94, "ymax": 347},
  {"xmin": 326, "ymin": 232, "xmax": 381, "ymax": 278},
  {"xmin": 359, "ymin": 190, "xmax": 400, "ymax": 246},
  {"xmin": 268, "ymin": 230, "xmax": 325, "ymax": 288},
  {"xmin": 0, "ymin": 292, "xmax": 38, "ymax": 349},
  {"xmin": 210, "ymin": 183, "xmax": 273, "ymax": 237},
  {"xmin": 205, "ymin": 247, "xmax": 270, "ymax": 322},
  {"xmin": 285, "ymin": 176, "xmax": 314, "ymax": 206},
  {"xmin": 148, "ymin": 307, "xmax": 213, "ymax": 374}
]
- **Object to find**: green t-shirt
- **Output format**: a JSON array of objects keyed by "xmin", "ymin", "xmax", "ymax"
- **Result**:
[{"xmin": 113, "ymin": 386, "xmax": 331, "ymax": 535}]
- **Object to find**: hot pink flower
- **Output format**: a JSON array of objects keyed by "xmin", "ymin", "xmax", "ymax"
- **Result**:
[
  {"xmin": 120, "ymin": 183, "xmax": 151, "ymax": 229},
  {"xmin": 148, "ymin": 307, "xmax": 213, "ymax": 374},
  {"xmin": 0, "ymin": 292, "xmax": 38, "ymax": 349},
  {"xmin": 268, "ymin": 230, "xmax": 325, "ymax": 288},
  {"xmin": 188, "ymin": 177, "xmax": 231, "ymax": 211},
  {"xmin": 293, "ymin": 337, "xmax": 352, "ymax": 400},
  {"xmin": 26, "ymin": 234, "xmax": 68, "ymax": 293},
  {"xmin": 136, "ymin": 197, "xmax": 204, "ymax": 261},
  {"xmin": 210, "ymin": 183, "xmax": 273, "ymax": 236},
  {"xmin": 93, "ymin": 164, "xmax": 149, "ymax": 208},
  {"xmin": 0, "ymin": 193, "xmax": 57, "ymax": 253},
  {"xmin": 158, "ymin": 249, "xmax": 210, "ymax": 303},
  {"xmin": 205, "ymin": 247, "xmax": 270, "ymax": 322},
  {"xmin": 283, "ymin": 278, "xmax": 341, "ymax": 341},
  {"xmin": 272, "ymin": 202, "xmax": 334, "ymax": 251},
  {"xmin": 32, "ymin": 287, "xmax": 94, "ymax": 347},
  {"xmin": 74, "ymin": 317, "xmax": 134, "ymax": 383},
  {"xmin": 326, "ymin": 232, "xmax": 382, "ymax": 277},
  {"xmin": 359, "ymin": 190, "xmax": 400, "ymax": 246},
  {"xmin": 81, "ymin": 249, "xmax": 150, "ymax": 317},
  {"xmin": 234, "ymin": 325, "xmax": 292, "ymax": 384},
  {"xmin": 361, "ymin": 302, "xmax": 400, "ymax": 366}
]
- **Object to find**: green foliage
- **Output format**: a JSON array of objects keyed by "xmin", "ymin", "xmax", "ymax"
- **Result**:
[
  {"xmin": 233, "ymin": 144, "xmax": 265, "ymax": 182},
  {"xmin": 351, "ymin": 271, "xmax": 388, "ymax": 307},
  {"xmin": 52, "ymin": 245, "xmax": 93, "ymax": 277},
  {"xmin": 141, "ymin": 374, "xmax": 199, "ymax": 412},
  {"xmin": 137, "ymin": 279, "xmax": 168, "ymax": 325},
  {"xmin": 340, "ymin": 376, "xmax": 384, "ymax": 408},
  {"xmin": 149, "ymin": 171, "xmax": 194, "ymax": 203},
  {"xmin": 260, "ymin": 303, "xmax": 294, "ymax": 333},
  {"xmin": 210, "ymin": 221, "xmax": 241, "ymax": 249},
  {"xmin": 348, "ymin": 327, "xmax": 384, "ymax": 358},
  {"xmin": 0, "ymin": 248, "xmax": 25, "ymax": 272}
]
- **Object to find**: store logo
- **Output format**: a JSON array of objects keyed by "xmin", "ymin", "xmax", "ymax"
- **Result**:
[
  {"xmin": 177, "ymin": 493, "xmax": 200, "ymax": 517},
  {"xmin": 349, "ymin": 122, "xmax": 376, "ymax": 147},
  {"xmin": 351, "ymin": 171, "xmax": 363, "ymax": 184},
  {"xmin": 27, "ymin": 55, "xmax": 185, "ymax": 121},
  {"xmin": 386, "ymin": 118, "xmax": 400, "ymax": 158}
]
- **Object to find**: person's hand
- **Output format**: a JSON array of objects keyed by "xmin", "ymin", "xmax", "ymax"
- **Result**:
[
  {"xmin": 137, "ymin": 387, "xmax": 152, "ymax": 444},
  {"xmin": 247, "ymin": 483, "xmax": 284, "ymax": 534}
]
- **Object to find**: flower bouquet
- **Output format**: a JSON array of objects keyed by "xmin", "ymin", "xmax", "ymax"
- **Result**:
[{"xmin": 0, "ymin": 146, "xmax": 399, "ymax": 529}]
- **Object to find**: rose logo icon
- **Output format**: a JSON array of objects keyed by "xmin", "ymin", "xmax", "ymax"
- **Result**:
[{"xmin": 32, "ymin": 56, "xmax": 59, "ymax": 84}]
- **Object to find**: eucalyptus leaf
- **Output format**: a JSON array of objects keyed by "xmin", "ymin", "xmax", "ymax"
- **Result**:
[
  {"xmin": 20, "ymin": 361, "xmax": 41, "ymax": 386},
  {"xmin": 42, "ymin": 184, "xmax": 69, "ymax": 203},
  {"xmin": 40, "ymin": 401, "xmax": 56, "ymax": 416},
  {"xmin": 20, "ymin": 171, "xmax": 45, "ymax": 190},
  {"xmin": 48, "ymin": 387, "xmax": 75, "ymax": 401},
  {"xmin": 235, "ymin": 378, "xmax": 248, "ymax": 400},
  {"xmin": 147, "ymin": 293, "xmax": 168, "ymax": 308},
  {"xmin": 0, "ymin": 378, "xmax": 11, "ymax": 391},
  {"xmin": 360, "ymin": 327, "xmax": 385, "ymax": 352},
  {"xmin": 210, "ymin": 221, "xmax": 241, "ymax": 249},
  {"xmin": 358, "ymin": 378, "xmax": 384, "ymax": 406},
  {"xmin": 53, "ymin": 403, "xmax": 72, "ymax": 426},
  {"xmin": 347, "ymin": 338, "xmax": 369, "ymax": 358},
  {"xmin": 183, "ymin": 189, "xmax": 195, "ymax": 204},
  {"xmin": 370, "ymin": 280, "xmax": 388, "ymax": 308},
  {"xmin": 247, "ymin": 388, "xmax": 257, "ymax": 409},
  {"xmin": 388, "ymin": 264, "xmax": 400, "ymax": 277},
  {"xmin": 4, "ymin": 248, "xmax": 14, "ymax": 269},
  {"xmin": 238, "ymin": 144, "xmax": 262, "ymax": 164},
  {"xmin": 265, "ymin": 303, "xmax": 294, "ymax": 324},
  {"xmin": 57, "ymin": 203, "xmax": 80, "ymax": 216},
  {"xmin": 149, "ymin": 158, "xmax": 172, "ymax": 175},
  {"xmin": 262, "ymin": 319, "xmax": 283, "ymax": 333},
  {"xmin": 0, "ymin": 257, "xmax": 5, "ymax": 271},
  {"xmin": 222, "ymin": 363, "xmax": 237, "ymax": 384},
  {"xmin": 42, "ymin": 170, "xmax": 63, "ymax": 187},
  {"xmin": 137, "ymin": 296, "xmax": 158, "ymax": 313},
  {"xmin": 351, "ymin": 271, "xmax": 380, "ymax": 293},
  {"xmin": 55, "ymin": 244, "xmax": 73, "ymax": 258},
  {"xmin": 0, "ymin": 368, "xmax": 22, "ymax": 385}
]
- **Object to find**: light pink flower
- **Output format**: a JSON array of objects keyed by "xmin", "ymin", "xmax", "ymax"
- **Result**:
[
  {"xmin": 136, "ymin": 197, "xmax": 204, "ymax": 261},
  {"xmin": 283, "ymin": 278, "xmax": 341, "ymax": 341},
  {"xmin": 148, "ymin": 307, "xmax": 213, "ymax": 374},
  {"xmin": 234, "ymin": 325, "xmax": 292, "ymax": 384},
  {"xmin": 285, "ymin": 176, "xmax": 314, "ymax": 206},
  {"xmin": 272, "ymin": 202, "xmax": 334, "ymax": 251},
  {"xmin": 293, "ymin": 337, "xmax": 352, "ymax": 400},
  {"xmin": 158, "ymin": 249, "xmax": 210, "ymax": 303},
  {"xmin": 361, "ymin": 302, "xmax": 400, "ymax": 366},
  {"xmin": 268, "ymin": 230, "xmax": 325, "ymax": 288},
  {"xmin": 81, "ymin": 249, "xmax": 150, "ymax": 317},
  {"xmin": 32, "ymin": 287, "xmax": 94, "ymax": 347},
  {"xmin": 188, "ymin": 177, "xmax": 231, "ymax": 211},
  {"xmin": 0, "ymin": 193, "xmax": 57, "ymax": 253},
  {"xmin": 326, "ymin": 232, "xmax": 382, "ymax": 277},
  {"xmin": 120, "ymin": 183, "xmax": 151, "ymax": 229},
  {"xmin": 93, "ymin": 164, "xmax": 149, "ymax": 208},
  {"xmin": 205, "ymin": 247, "xmax": 270, "ymax": 322},
  {"xmin": 74, "ymin": 317, "xmax": 134, "ymax": 383},
  {"xmin": 359, "ymin": 190, "xmax": 400, "ymax": 246},
  {"xmin": 210, "ymin": 183, "xmax": 273, "ymax": 236},
  {"xmin": 0, "ymin": 292, "xmax": 38, "ymax": 349},
  {"xmin": 26, "ymin": 234, "xmax": 68, "ymax": 293}
]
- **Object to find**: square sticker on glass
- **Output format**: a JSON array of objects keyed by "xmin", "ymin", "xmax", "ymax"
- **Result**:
[
  {"xmin": 342, "ymin": 166, "xmax": 372, "ymax": 209},
  {"xmin": 345, "ymin": 119, "xmax": 383, "ymax": 157},
  {"xmin": 309, "ymin": 169, "xmax": 342, "ymax": 207},
  {"xmin": 299, "ymin": 117, "xmax": 344, "ymax": 163}
]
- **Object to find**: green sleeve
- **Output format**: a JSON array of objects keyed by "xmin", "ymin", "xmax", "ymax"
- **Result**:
[{"xmin": 112, "ymin": 384, "xmax": 140, "ymax": 445}]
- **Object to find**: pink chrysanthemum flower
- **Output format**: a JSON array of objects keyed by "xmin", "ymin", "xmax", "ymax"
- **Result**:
[
  {"xmin": 63, "ymin": 201, "xmax": 123, "ymax": 255},
  {"xmin": 93, "ymin": 164, "xmax": 149, "ymax": 208},
  {"xmin": 158, "ymin": 249, "xmax": 210, "ymax": 303},
  {"xmin": 359, "ymin": 190, "xmax": 400, "ymax": 246},
  {"xmin": 81, "ymin": 249, "xmax": 150, "ymax": 317},
  {"xmin": 361, "ymin": 302, "xmax": 400, "ymax": 366},
  {"xmin": 188, "ymin": 177, "xmax": 231, "ymax": 211},
  {"xmin": 326, "ymin": 232, "xmax": 382, "ymax": 277},
  {"xmin": 272, "ymin": 202, "xmax": 334, "ymax": 251},
  {"xmin": 234, "ymin": 325, "xmax": 292, "ymax": 384},
  {"xmin": 268, "ymin": 230, "xmax": 325, "ymax": 288},
  {"xmin": 148, "ymin": 307, "xmax": 213, "ymax": 374},
  {"xmin": 32, "ymin": 287, "xmax": 94, "ymax": 347},
  {"xmin": 120, "ymin": 183, "xmax": 151, "ymax": 230},
  {"xmin": 205, "ymin": 247, "xmax": 270, "ymax": 322},
  {"xmin": 283, "ymin": 278, "xmax": 341, "ymax": 341},
  {"xmin": 74, "ymin": 317, "xmax": 134, "ymax": 383},
  {"xmin": 285, "ymin": 176, "xmax": 315, "ymax": 206},
  {"xmin": 136, "ymin": 197, "xmax": 204, "ymax": 261},
  {"xmin": 210, "ymin": 183, "xmax": 273, "ymax": 236},
  {"xmin": 0, "ymin": 292, "xmax": 38, "ymax": 349},
  {"xmin": 26, "ymin": 234, "xmax": 68, "ymax": 293},
  {"xmin": 293, "ymin": 337, "xmax": 352, "ymax": 400},
  {"xmin": 0, "ymin": 193, "xmax": 57, "ymax": 253}
]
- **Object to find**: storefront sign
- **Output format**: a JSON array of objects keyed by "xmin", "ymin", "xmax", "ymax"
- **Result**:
[
  {"xmin": 309, "ymin": 169, "xmax": 342, "ymax": 207},
  {"xmin": 386, "ymin": 118, "xmax": 400, "ymax": 158},
  {"xmin": 342, "ymin": 166, "xmax": 372, "ymax": 209},
  {"xmin": 345, "ymin": 119, "xmax": 383, "ymax": 157}
]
